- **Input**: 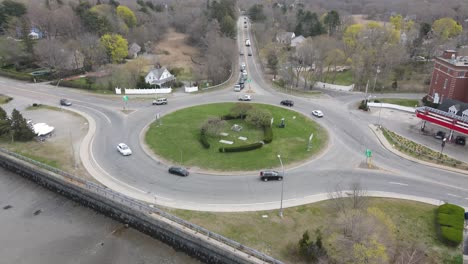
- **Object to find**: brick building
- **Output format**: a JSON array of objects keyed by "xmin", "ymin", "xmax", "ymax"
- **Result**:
[{"xmin": 428, "ymin": 50, "xmax": 468, "ymax": 104}]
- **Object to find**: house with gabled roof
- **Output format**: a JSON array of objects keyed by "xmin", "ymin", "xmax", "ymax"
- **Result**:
[
  {"xmin": 144, "ymin": 65, "xmax": 175, "ymax": 87},
  {"xmin": 276, "ymin": 32, "xmax": 296, "ymax": 45},
  {"xmin": 128, "ymin": 42, "xmax": 141, "ymax": 59},
  {"xmin": 291, "ymin": 35, "xmax": 305, "ymax": 47}
]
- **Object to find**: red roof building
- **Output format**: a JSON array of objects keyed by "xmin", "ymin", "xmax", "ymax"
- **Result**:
[{"xmin": 428, "ymin": 50, "xmax": 468, "ymax": 104}]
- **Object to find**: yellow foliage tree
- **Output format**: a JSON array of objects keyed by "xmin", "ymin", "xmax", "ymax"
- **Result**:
[
  {"xmin": 116, "ymin": 5, "xmax": 137, "ymax": 28},
  {"xmin": 100, "ymin": 34, "xmax": 128, "ymax": 63},
  {"xmin": 433, "ymin": 17, "xmax": 463, "ymax": 40}
]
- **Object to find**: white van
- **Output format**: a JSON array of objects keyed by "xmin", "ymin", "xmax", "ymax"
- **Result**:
[
  {"xmin": 242, "ymin": 71, "xmax": 248, "ymax": 79},
  {"xmin": 234, "ymin": 84, "xmax": 241, "ymax": 92}
]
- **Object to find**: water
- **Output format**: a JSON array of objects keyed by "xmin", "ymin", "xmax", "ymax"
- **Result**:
[{"xmin": 0, "ymin": 168, "xmax": 200, "ymax": 264}]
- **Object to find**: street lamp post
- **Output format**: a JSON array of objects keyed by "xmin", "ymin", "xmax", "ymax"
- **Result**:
[
  {"xmin": 373, "ymin": 66, "xmax": 381, "ymax": 92},
  {"xmin": 378, "ymin": 101, "xmax": 383, "ymax": 128},
  {"xmin": 277, "ymin": 154, "xmax": 285, "ymax": 218}
]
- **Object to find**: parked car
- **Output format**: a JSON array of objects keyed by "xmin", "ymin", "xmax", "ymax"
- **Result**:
[
  {"xmin": 455, "ymin": 136, "xmax": 466, "ymax": 146},
  {"xmin": 60, "ymin": 99, "xmax": 72, "ymax": 106},
  {"xmin": 280, "ymin": 99, "xmax": 294, "ymax": 107},
  {"xmin": 434, "ymin": 131, "xmax": 446, "ymax": 140},
  {"xmin": 240, "ymin": 50, "xmax": 244, "ymax": 56},
  {"xmin": 260, "ymin": 170, "xmax": 283, "ymax": 181},
  {"xmin": 152, "ymin": 98, "xmax": 168, "ymax": 105},
  {"xmin": 312, "ymin": 110, "xmax": 324, "ymax": 117},
  {"xmin": 168, "ymin": 166, "xmax": 189, "ymax": 177},
  {"xmin": 117, "ymin": 143, "xmax": 132, "ymax": 156},
  {"xmin": 238, "ymin": 94, "xmax": 251, "ymax": 101},
  {"xmin": 248, "ymin": 51, "xmax": 252, "ymax": 56}
]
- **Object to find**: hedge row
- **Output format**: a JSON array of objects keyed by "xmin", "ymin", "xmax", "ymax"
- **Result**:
[
  {"xmin": 219, "ymin": 142, "xmax": 263, "ymax": 152},
  {"xmin": 436, "ymin": 203, "xmax": 464, "ymax": 246},
  {"xmin": 0, "ymin": 70, "xmax": 34, "ymax": 82},
  {"xmin": 200, "ymin": 129, "xmax": 210, "ymax": 149},
  {"xmin": 263, "ymin": 125, "xmax": 273, "ymax": 144},
  {"xmin": 221, "ymin": 114, "xmax": 241, "ymax": 120}
]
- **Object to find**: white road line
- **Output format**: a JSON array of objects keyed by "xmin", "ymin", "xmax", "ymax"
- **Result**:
[
  {"xmin": 388, "ymin": 182, "xmax": 409, "ymax": 186},
  {"xmin": 447, "ymin": 193, "xmax": 461, "ymax": 198},
  {"xmin": 79, "ymin": 105, "xmax": 112, "ymax": 124}
]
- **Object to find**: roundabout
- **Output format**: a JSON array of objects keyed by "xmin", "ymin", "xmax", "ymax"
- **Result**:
[{"xmin": 145, "ymin": 103, "xmax": 328, "ymax": 171}]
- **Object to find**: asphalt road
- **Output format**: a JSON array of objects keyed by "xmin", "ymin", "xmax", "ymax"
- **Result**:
[{"xmin": 0, "ymin": 16, "xmax": 467, "ymax": 211}]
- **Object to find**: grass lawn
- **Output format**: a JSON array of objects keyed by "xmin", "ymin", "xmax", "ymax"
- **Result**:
[
  {"xmin": 0, "ymin": 138, "xmax": 65, "ymax": 169},
  {"xmin": 145, "ymin": 103, "xmax": 327, "ymax": 170},
  {"xmin": 327, "ymin": 70, "xmax": 354, "ymax": 86},
  {"xmin": 376, "ymin": 98, "xmax": 420, "ymax": 107},
  {"xmin": 167, "ymin": 198, "xmax": 460, "ymax": 263},
  {"xmin": 0, "ymin": 94, "xmax": 13, "ymax": 104}
]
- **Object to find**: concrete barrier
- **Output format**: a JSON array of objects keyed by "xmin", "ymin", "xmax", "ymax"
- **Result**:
[
  {"xmin": 115, "ymin": 88, "xmax": 173, "ymax": 94},
  {"xmin": 368, "ymin": 102, "xmax": 416, "ymax": 113},
  {"xmin": 0, "ymin": 148, "xmax": 282, "ymax": 264}
]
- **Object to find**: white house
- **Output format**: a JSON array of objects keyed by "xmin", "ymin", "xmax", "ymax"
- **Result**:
[
  {"xmin": 276, "ymin": 32, "xmax": 296, "ymax": 45},
  {"xmin": 290, "ymin": 35, "xmax": 305, "ymax": 47},
  {"xmin": 28, "ymin": 32, "xmax": 39, "ymax": 39},
  {"xmin": 144, "ymin": 66, "xmax": 175, "ymax": 87}
]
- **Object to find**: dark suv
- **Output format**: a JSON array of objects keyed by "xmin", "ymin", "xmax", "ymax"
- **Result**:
[
  {"xmin": 455, "ymin": 136, "xmax": 466, "ymax": 146},
  {"xmin": 260, "ymin": 170, "xmax": 283, "ymax": 181},
  {"xmin": 434, "ymin": 131, "xmax": 446, "ymax": 140},
  {"xmin": 280, "ymin": 100, "xmax": 294, "ymax": 107}
]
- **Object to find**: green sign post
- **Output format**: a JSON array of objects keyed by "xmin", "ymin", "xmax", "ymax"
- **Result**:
[
  {"xmin": 365, "ymin": 149, "xmax": 372, "ymax": 168},
  {"xmin": 123, "ymin": 95, "xmax": 129, "ymax": 110}
]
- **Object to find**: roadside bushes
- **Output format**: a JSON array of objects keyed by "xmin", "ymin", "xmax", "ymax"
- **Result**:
[
  {"xmin": 436, "ymin": 203, "xmax": 464, "ymax": 246},
  {"xmin": 263, "ymin": 125, "xmax": 273, "ymax": 143},
  {"xmin": 200, "ymin": 129, "xmax": 210, "ymax": 149},
  {"xmin": 358, "ymin": 100, "xmax": 369, "ymax": 111},
  {"xmin": 219, "ymin": 142, "xmax": 263, "ymax": 152}
]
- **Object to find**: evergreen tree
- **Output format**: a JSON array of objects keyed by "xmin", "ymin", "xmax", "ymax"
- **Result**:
[
  {"xmin": 0, "ymin": 106, "xmax": 10, "ymax": 136},
  {"xmin": 324, "ymin": 10, "xmax": 340, "ymax": 36},
  {"xmin": 10, "ymin": 109, "xmax": 35, "ymax": 141}
]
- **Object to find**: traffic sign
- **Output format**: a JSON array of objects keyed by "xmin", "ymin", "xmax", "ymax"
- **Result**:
[
  {"xmin": 123, "ymin": 95, "xmax": 129, "ymax": 102},
  {"xmin": 247, "ymin": 78, "xmax": 252, "ymax": 83},
  {"xmin": 365, "ymin": 149, "xmax": 372, "ymax": 157}
]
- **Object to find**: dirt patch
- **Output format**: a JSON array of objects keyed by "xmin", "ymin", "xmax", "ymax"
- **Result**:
[{"xmin": 150, "ymin": 28, "xmax": 200, "ymax": 70}]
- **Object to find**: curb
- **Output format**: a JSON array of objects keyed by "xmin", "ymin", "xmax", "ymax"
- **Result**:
[{"xmin": 369, "ymin": 124, "xmax": 468, "ymax": 176}]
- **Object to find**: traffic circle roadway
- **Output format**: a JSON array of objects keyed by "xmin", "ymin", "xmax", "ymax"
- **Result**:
[
  {"xmin": 1, "ymin": 20, "xmax": 468, "ymax": 211},
  {"xmin": 2, "ymin": 74, "xmax": 468, "ymax": 212}
]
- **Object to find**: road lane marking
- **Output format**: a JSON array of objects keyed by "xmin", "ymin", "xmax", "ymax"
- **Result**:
[
  {"xmin": 78, "ymin": 105, "xmax": 112, "ymax": 124},
  {"xmin": 388, "ymin": 182, "xmax": 409, "ymax": 186},
  {"xmin": 447, "ymin": 193, "xmax": 461, "ymax": 197}
]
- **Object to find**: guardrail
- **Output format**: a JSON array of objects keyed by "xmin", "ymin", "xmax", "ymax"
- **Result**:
[{"xmin": 0, "ymin": 147, "xmax": 283, "ymax": 264}]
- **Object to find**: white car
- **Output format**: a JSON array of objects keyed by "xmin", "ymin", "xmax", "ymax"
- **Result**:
[
  {"xmin": 238, "ymin": 94, "xmax": 252, "ymax": 101},
  {"xmin": 312, "ymin": 110, "xmax": 324, "ymax": 118},
  {"xmin": 117, "ymin": 143, "xmax": 132, "ymax": 156}
]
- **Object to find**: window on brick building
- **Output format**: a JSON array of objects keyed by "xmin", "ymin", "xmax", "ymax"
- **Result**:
[
  {"xmin": 459, "ymin": 71, "xmax": 465, "ymax": 77},
  {"xmin": 435, "ymin": 73, "xmax": 439, "ymax": 84},
  {"xmin": 443, "ymin": 79, "xmax": 448, "ymax": 89}
]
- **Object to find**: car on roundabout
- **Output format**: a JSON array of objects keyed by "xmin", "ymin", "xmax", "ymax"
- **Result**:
[
  {"xmin": 60, "ymin": 99, "xmax": 72, "ymax": 106},
  {"xmin": 260, "ymin": 170, "xmax": 283, "ymax": 181},
  {"xmin": 280, "ymin": 99, "xmax": 294, "ymax": 107},
  {"xmin": 168, "ymin": 166, "xmax": 189, "ymax": 177},
  {"xmin": 152, "ymin": 98, "xmax": 168, "ymax": 105},
  {"xmin": 312, "ymin": 110, "xmax": 324, "ymax": 118},
  {"xmin": 117, "ymin": 143, "xmax": 132, "ymax": 156},
  {"xmin": 238, "ymin": 94, "xmax": 251, "ymax": 101}
]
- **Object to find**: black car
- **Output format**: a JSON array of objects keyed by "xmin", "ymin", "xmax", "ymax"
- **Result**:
[
  {"xmin": 434, "ymin": 131, "xmax": 446, "ymax": 140},
  {"xmin": 60, "ymin": 99, "xmax": 72, "ymax": 106},
  {"xmin": 260, "ymin": 170, "xmax": 283, "ymax": 181},
  {"xmin": 168, "ymin": 166, "xmax": 189, "ymax": 177},
  {"xmin": 455, "ymin": 136, "xmax": 466, "ymax": 146},
  {"xmin": 280, "ymin": 100, "xmax": 294, "ymax": 107}
]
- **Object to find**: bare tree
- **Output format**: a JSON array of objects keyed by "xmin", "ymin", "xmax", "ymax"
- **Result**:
[
  {"xmin": 34, "ymin": 39, "xmax": 70, "ymax": 70},
  {"xmin": 201, "ymin": 117, "xmax": 227, "ymax": 137},
  {"xmin": 78, "ymin": 33, "xmax": 108, "ymax": 71}
]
